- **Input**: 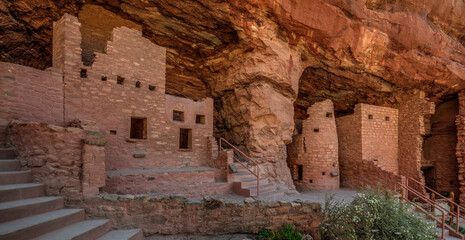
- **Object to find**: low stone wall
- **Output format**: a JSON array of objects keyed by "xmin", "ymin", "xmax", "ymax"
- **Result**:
[
  {"xmin": 341, "ymin": 158, "xmax": 401, "ymax": 190},
  {"xmin": 104, "ymin": 168, "xmax": 232, "ymax": 198},
  {"xmin": 7, "ymin": 120, "xmax": 106, "ymax": 199},
  {"xmin": 69, "ymin": 194, "xmax": 322, "ymax": 237}
]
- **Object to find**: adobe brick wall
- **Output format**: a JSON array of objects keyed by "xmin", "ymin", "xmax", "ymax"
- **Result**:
[
  {"xmin": 52, "ymin": 14, "xmax": 215, "ymax": 171},
  {"xmin": 423, "ymin": 99, "xmax": 459, "ymax": 197},
  {"xmin": 69, "ymin": 194, "xmax": 322, "ymax": 237},
  {"xmin": 360, "ymin": 104, "xmax": 398, "ymax": 173},
  {"xmin": 104, "ymin": 168, "xmax": 232, "ymax": 198},
  {"xmin": 0, "ymin": 62, "xmax": 63, "ymax": 145},
  {"xmin": 7, "ymin": 120, "xmax": 106, "ymax": 199},
  {"xmin": 336, "ymin": 112, "xmax": 362, "ymax": 188},
  {"xmin": 398, "ymin": 95, "xmax": 435, "ymax": 193},
  {"xmin": 287, "ymin": 100, "xmax": 339, "ymax": 190}
]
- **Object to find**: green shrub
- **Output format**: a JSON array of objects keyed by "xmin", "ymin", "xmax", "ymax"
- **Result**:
[
  {"xmin": 258, "ymin": 223, "xmax": 302, "ymax": 240},
  {"xmin": 319, "ymin": 187, "xmax": 438, "ymax": 240}
]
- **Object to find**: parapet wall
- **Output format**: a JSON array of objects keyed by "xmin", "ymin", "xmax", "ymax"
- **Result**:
[{"xmin": 70, "ymin": 194, "xmax": 322, "ymax": 237}]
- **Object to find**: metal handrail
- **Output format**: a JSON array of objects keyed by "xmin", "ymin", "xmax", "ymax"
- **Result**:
[
  {"xmin": 219, "ymin": 138, "xmax": 260, "ymax": 197},
  {"xmin": 407, "ymin": 177, "xmax": 464, "ymax": 233},
  {"xmin": 395, "ymin": 182, "xmax": 447, "ymax": 239}
]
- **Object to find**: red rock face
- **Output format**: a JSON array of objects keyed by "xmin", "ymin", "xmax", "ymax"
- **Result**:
[{"xmin": 1, "ymin": 0, "xmax": 464, "ymax": 188}]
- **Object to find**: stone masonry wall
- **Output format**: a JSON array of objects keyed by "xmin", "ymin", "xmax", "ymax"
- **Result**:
[
  {"xmin": 336, "ymin": 112, "xmax": 362, "ymax": 188},
  {"xmin": 69, "ymin": 194, "xmax": 322, "ymax": 237},
  {"xmin": 398, "ymin": 95, "xmax": 435, "ymax": 193},
  {"xmin": 287, "ymin": 100, "xmax": 339, "ymax": 190},
  {"xmin": 456, "ymin": 91, "xmax": 465, "ymax": 206},
  {"xmin": 360, "ymin": 104, "xmax": 399, "ymax": 173},
  {"xmin": 0, "ymin": 62, "xmax": 63, "ymax": 145},
  {"xmin": 7, "ymin": 120, "xmax": 106, "ymax": 199},
  {"xmin": 53, "ymin": 14, "xmax": 215, "ymax": 171}
]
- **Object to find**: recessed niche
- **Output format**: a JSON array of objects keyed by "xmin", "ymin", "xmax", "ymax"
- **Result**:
[
  {"xmin": 135, "ymin": 81, "xmax": 141, "ymax": 88},
  {"xmin": 179, "ymin": 128, "xmax": 192, "ymax": 149},
  {"xmin": 173, "ymin": 111, "xmax": 184, "ymax": 122},
  {"xmin": 195, "ymin": 114, "xmax": 205, "ymax": 124},
  {"xmin": 148, "ymin": 85, "xmax": 156, "ymax": 91},
  {"xmin": 368, "ymin": 114, "xmax": 373, "ymax": 119},
  {"xmin": 101, "ymin": 76, "xmax": 107, "ymax": 81},
  {"xmin": 385, "ymin": 116, "xmax": 390, "ymax": 121},
  {"xmin": 326, "ymin": 112, "xmax": 333, "ymax": 118},
  {"xmin": 314, "ymin": 128, "xmax": 319, "ymax": 132},
  {"xmin": 298, "ymin": 165, "xmax": 303, "ymax": 181},
  {"xmin": 117, "ymin": 76, "xmax": 125, "ymax": 85},
  {"xmin": 80, "ymin": 69, "xmax": 88, "ymax": 78},
  {"xmin": 109, "ymin": 130, "xmax": 117, "ymax": 135},
  {"xmin": 309, "ymin": 180, "xmax": 313, "ymax": 183},
  {"xmin": 450, "ymin": 181, "xmax": 454, "ymax": 185},
  {"xmin": 130, "ymin": 117, "xmax": 147, "ymax": 139},
  {"xmin": 322, "ymin": 172, "xmax": 326, "ymax": 176}
]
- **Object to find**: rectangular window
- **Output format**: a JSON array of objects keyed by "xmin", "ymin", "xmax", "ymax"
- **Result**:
[
  {"xmin": 298, "ymin": 165, "xmax": 303, "ymax": 180},
  {"xmin": 173, "ymin": 110, "xmax": 184, "ymax": 122},
  {"xmin": 195, "ymin": 114, "xmax": 205, "ymax": 124},
  {"xmin": 130, "ymin": 117, "xmax": 147, "ymax": 139},
  {"xmin": 117, "ymin": 76, "xmax": 125, "ymax": 85},
  {"xmin": 179, "ymin": 128, "xmax": 192, "ymax": 149}
]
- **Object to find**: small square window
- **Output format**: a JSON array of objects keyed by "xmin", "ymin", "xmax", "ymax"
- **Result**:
[
  {"xmin": 149, "ymin": 85, "xmax": 156, "ymax": 91},
  {"xmin": 314, "ymin": 128, "xmax": 319, "ymax": 132},
  {"xmin": 80, "ymin": 69, "xmax": 88, "ymax": 78},
  {"xmin": 117, "ymin": 76, "xmax": 125, "ymax": 85},
  {"xmin": 109, "ymin": 130, "xmax": 117, "ymax": 135},
  {"xmin": 309, "ymin": 179, "xmax": 313, "ymax": 183},
  {"xmin": 385, "ymin": 116, "xmax": 390, "ymax": 121},
  {"xmin": 326, "ymin": 112, "xmax": 333, "ymax": 118},
  {"xmin": 368, "ymin": 114, "xmax": 373, "ymax": 119},
  {"xmin": 179, "ymin": 128, "xmax": 192, "ymax": 149},
  {"xmin": 195, "ymin": 114, "xmax": 205, "ymax": 124},
  {"xmin": 173, "ymin": 111, "xmax": 184, "ymax": 122},
  {"xmin": 130, "ymin": 117, "xmax": 147, "ymax": 139},
  {"xmin": 136, "ymin": 81, "xmax": 141, "ymax": 88},
  {"xmin": 322, "ymin": 172, "xmax": 326, "ymax": 176},
  {"xmin": 101, "ymin": 76, "xmax": 107, "ymax": 81}
]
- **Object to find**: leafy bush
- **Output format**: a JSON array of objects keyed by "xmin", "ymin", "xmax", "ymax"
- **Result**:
[
  {"xmin": 319, "ymin": 187, "xmax": 438, "ymax": 240},
  {"xmin": 258, "ymin": 223, "xmax": 302, "ymax": 240}
]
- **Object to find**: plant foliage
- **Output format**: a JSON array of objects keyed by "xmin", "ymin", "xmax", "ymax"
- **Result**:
[
  {"xmin": 258, "ymin": 223, "xmax": 302, "ymax": 240},
  {"xmin": 319, "ymin": 187, "xmax": 438, "ymax": 240}
]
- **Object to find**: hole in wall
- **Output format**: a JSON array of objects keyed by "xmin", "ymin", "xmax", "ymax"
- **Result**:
[
  {"xmin": 149, "ymin": 85, "xmax": 156, "ymax": 91},
  {"xmin": 80, "ymin": 69, "xmax": 88, "ymax": 78},
  {"xmin": 101, "ymin": 76, "xmax": 107, "ymax": 81},
  {"xmin": 298, "ymin": 165, "xmax": 303, "ymax": 180},
  {"xmin": 326, "ymin": 112, "xmax": 333, "ymax": 118},
  {"xmin": 117, "ymin": 76, "xmax": 125, "ymax": 85},
  {"xmin": 450, "ymin": 181, "xmax": 454, "ymax": 185},
  {"xmin": 110, "ymin": 130, "xmax": 117, "ymax": 135},
  {"xmin": 309, "ymin": 179, "xmax": 313, "ymax": 183},
  {"xmin": 322, "ymin": 172, "xmax": 326, "ymax": 176},
  {"xmin": 303, "ymin": 137, "xmax": 307, "ymax": 153},
  {"xmin": 136, "ymin": 81, "xmax": 141, "ymax": 88},
  {"xmin": 314, "ymin": 128, "xmax": 319, "ymax": 132},
  {"xmin": 385, "ymin": 116, "xmax": 390, "ymax": 121},
  {"xmin": 368, "ymin": 114, "xmax": 373, "ymax": 119}
]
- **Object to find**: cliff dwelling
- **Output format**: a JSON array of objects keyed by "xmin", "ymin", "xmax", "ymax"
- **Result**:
[{"xmin": 0, "ymin": 1, "xmax": 465, "ymax": 239}]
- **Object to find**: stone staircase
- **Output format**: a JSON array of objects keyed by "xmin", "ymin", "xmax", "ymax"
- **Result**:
[
  {"xmin": 0, "ymin": 147, "xmax": 144, "ymax": 240},
  {"xmin": 231, "ymin": 163, "xmax": 283, "ymax": 199}
]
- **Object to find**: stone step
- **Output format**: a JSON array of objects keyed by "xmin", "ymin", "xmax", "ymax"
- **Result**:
[
  {"xmin": 233, "ymin": 172, "xmax": 257, "ymax": 181},
  {"xmin": 437, "ymin": 227, "xmax": 450, "ymax": 238},
  {"xmin": 0, "ymin": 149, "xmax": 15, "ymax": 160},
  {"xmin": 0, "ymin": 209, "xmax": 84, "ymax": 240},
  {"xmin": 0, "ymin": 183, "xmax": 44, "ymax": 203},
  {"xmin": 33, "ymin": 219, "xmax": 111, "ymax": 240},
  {"xmin": 234, "ymin": 183, "xmax": 276, "ymax": 197},
  {"xmin": 0, "ymin": 196, "xmax": 64, "ymax": 223},
  {"xmin": 0, "ymin": 160, "xmax": 20, "ymax": 171},
  {"xmin": 253, "ymin": 190, "xmax": 284, "ymax": 199},
  {"xmin": 0, "ymin": 170, "xmax": 31, "ymax": 185},
  {"xmin": 97, "ymin": 229, "xmax": 144, "ymax": 240},
  {"xmin": 233, "ymin": 178, "xmax": 268, "ymax": 188}
]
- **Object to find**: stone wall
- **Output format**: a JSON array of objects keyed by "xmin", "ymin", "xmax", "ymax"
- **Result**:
[
  {"xmin": 53, "ymin": 14, "xmax": 215, "ymax": 171},
  {"xmin": 398, "ymin": 95, "xmax": 435, "ymax": 192},
  {"xmin": 0, "ymin": 62, "xmax": 63, "ymax": 146},
  {"xmin": 456, "ymin": 92, "xmax": 465, "ymax": 206},
  {"xmin": 360, "ymin": 104, "xmax": 399, "ymax": 173},
  {"xmin": 287, "ymin": 100, "xmax": 339, "ymax": 190},
  {"xmin": 7, "ymin": 120, "xmax": 106, "ymax": 199},
  {"xmin": 69, "ymin": 194, "xmax": 322, "ymax": 237},
  {"xmin": 336, "ymin": 112, "xmax": 362, "ymax": 188},
  {"xmin": 104, "ymin": 168, "xmax": 232, "ymax": 198}
]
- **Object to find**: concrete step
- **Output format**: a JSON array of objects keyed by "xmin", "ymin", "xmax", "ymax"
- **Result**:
[
  {"xmin": 0, "ymin": 160, "xmax": 20, "ymax": 171},
  {"xmin": 0, "ymin": 183, "xmax": 44, "ymax": 203},
  {"xmin": 0, "ymin": 209, "xmax": 85, "ymax": 240},
  {"xmin": 254, "ymin": 190, "xmax": 284, "ymax": 199},
  {"xmin": 97, "ymin": 229, "xmax": 144, "ymax": 240},
  {"xmin": 0, "ymin": 170, "xmax": 31, "ymax": 185},
  {"xmin": 33, "ymin": 219, "xmax": 111, "ymax": 240},
  {"xmin": 233, "ymin": 178, "xmax": 268, "ymax": 188},
  {"xmin": 0, "ymin": 149, "xmax": 15, "ymax": 160},
  {"xmin": 234, "ymin": 183, "xmax": 276, "ymax": 196},
  {"xmin": 0, "ymin": 196, "xmax": 64, "ymax": 223}
]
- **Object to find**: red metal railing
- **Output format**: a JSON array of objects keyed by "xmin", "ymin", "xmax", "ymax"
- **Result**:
[
  {"xmin": 407, "ymin": 177, "xmax": 465, "ymax": 234},
  {"xmin": 219, "ymin": 138, "xmax": 260, "ymax": 197},
  {"xmin": 395, "ymin": 182, "xmax": 448, "ymax": 239}
]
